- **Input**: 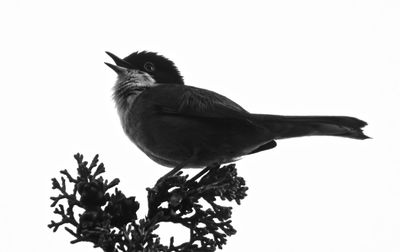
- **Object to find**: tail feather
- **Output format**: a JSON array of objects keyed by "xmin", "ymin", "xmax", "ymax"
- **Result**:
[{"xmin": 252, "ymin": 114, "xmax": 369, "ymax": 140}]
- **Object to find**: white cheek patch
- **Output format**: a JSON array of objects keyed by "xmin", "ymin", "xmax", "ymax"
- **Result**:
[{"xmin": 126, "ymin": 70, "xmax": 157, "ymax": 88}]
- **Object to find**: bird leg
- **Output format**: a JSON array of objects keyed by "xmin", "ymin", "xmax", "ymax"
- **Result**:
[
  {"xmin": 156, "ymin": 157, "xmax": 195, "ymax": 183},
  {"xmin": 188, "ymin": 163, "xmax": 219, "ymax": 183}
]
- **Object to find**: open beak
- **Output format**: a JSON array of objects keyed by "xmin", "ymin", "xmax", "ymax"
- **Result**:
[{"xmin": 105, "ymin": 51, "xmax": 132, "ymax": 68}]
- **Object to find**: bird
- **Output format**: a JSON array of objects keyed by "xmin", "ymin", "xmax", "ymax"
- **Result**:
[{"xmin": 105, "ymin": 51, "xmax": 369, "ymax": 176}]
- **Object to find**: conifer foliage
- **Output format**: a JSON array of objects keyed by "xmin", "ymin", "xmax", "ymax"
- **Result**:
[{"xmin": 49, "ymin": 153, "xmax": 248, "ymax": 252}]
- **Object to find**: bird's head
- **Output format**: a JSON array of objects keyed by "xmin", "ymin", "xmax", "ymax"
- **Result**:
[
  {"xmin": 105, "ymin": 51, "xmax": 184, "ymax": 85},
  {"xmin": 105, "ymin": 51, "xmax": 184, "ymax": 112}
]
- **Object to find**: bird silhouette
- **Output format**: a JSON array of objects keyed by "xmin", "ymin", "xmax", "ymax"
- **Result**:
[{"xmin": 105, "ymin": 51, "xmax": 369, "ymax": 175}]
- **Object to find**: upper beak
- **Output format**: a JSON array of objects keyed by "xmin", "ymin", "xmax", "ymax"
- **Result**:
[{"xmin": 105, "ymin": 51, "xmax": 132, "ymax": 68}]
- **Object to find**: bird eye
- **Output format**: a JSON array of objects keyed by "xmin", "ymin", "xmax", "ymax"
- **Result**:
[{"xmin": 144, "ymin": 62, "xmax": 155, "ymax": 72}]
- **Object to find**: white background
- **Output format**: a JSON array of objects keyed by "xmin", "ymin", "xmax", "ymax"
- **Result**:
[{"xmin": 0, "ymin": 1, "xmax": 399, "ymax": 251}]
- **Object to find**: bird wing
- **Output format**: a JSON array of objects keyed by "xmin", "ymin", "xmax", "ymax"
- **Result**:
[
  {"xmin": 147, "ymin": 84, "xmax": 250, "ymax": 119},
  {"xmin": 136, "ymin": 84, "xmax": 277, "ymax": 158}
]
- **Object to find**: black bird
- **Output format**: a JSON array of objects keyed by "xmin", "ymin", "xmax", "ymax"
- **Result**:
[{"xmin": 105, "ymin": 51, "xmax": 368, "ymax": 174}]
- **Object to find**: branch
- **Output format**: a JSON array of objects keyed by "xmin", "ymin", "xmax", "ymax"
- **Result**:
[{"xmin": 49, "ymin": 153, "xmax": 248, "ymax": 252}]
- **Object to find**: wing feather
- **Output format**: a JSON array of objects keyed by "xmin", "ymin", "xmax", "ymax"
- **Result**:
[{"xmin": 148, "ymin": 85, "xmax": 249, "ymax": 119}]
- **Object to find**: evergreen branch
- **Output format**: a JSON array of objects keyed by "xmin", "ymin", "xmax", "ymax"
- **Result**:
[{"xmin": 49, "ymin": 153, "xmax": 247, "ymax": 251}]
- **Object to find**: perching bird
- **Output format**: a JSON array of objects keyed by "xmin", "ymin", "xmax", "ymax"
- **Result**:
[{"xmin": 105, "ymin": 51, "xmax": 368, "ymax": 174}]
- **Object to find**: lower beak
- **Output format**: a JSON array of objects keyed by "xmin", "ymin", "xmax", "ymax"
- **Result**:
[{"xmin": 105, "ymin": 62, "xmax": 127, "ymax": 75}]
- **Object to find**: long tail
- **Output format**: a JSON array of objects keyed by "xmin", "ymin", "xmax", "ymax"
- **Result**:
[{"xmin": 252, "ymin": 114, "xmax": 369, "ymax": 140}]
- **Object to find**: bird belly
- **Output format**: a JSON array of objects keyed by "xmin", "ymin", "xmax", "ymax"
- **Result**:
[{"xmin": 124, "ymin": 111, "xmax": 272, "ymax": 168}]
